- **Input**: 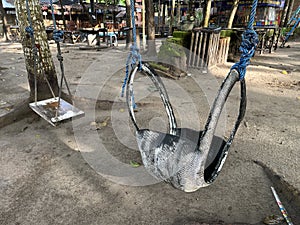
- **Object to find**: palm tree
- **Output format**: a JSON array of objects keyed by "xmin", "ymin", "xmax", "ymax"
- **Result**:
[
  {"xmin": 15, "ymin": 0, "xmax": 58, "ymax": 100},
  {"xmin": 203, "ymin": 0, "xmax": 212, "ymax": 27},
  {"xmin": 227, "ymin": 0, "xmax": 239, "ymax": 29}
]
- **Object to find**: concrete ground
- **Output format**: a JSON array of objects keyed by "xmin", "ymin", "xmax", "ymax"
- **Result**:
[{"xmin": 0, "ymin": 39, "xmax": 299, "ymax": 225}]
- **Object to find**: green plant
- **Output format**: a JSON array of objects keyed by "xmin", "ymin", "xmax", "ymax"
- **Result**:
[
  {"xmin": 158, "ymin": 41, "xmax": 185, "ymax": 59},
  {"xmin": 170, "ymin": 31, "xmax": 192, "ymax": 49}
]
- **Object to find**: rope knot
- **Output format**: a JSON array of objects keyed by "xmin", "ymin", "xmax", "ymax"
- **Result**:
[
  {"xmin": 130, "ymin": 45, "xmax": 141, "ymax": 66},
  {"xmin": 231, "ymin": 29, "xmax": 258, "ymax": 80},
  {"xmin": 239, "ymin": 29, "xmax": 259, "ymax": 56},
  {"xmin": 25, "ymin": 26, "xmax": 34, "ymax": 37},
  {"xmin": 53, "ymin": 30, "xmax": 64, "ymax": 42}
]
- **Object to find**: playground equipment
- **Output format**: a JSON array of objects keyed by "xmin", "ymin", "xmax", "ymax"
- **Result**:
[
  {"xmin": 281, "ymin": 5, "xmax": 300, "ymax": 47},
  {"xmin": 123, "ymin": 0, "xmax": 259, "ymax": 192},
  {"xmin": 25, "ymin": 0, "xmax": 84, "ymax": 126}
]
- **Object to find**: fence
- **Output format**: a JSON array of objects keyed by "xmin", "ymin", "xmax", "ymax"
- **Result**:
[{"xmin": 188, "ymin": 28, "xmax": 230, "ymax": 69}]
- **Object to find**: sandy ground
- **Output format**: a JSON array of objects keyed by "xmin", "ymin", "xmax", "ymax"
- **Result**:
[{"xmin": 0, "ymin": 39, "xmax": 299, "ymax": 225}]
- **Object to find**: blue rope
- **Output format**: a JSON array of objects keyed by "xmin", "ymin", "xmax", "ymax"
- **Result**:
[
  {"xmin": 25, "ymin": 26, "xmax": 34, "ymax": 37},
  {"xmin": 130, "ymin": 0, "xmax": 137, "ymax": 47},
  {"xmin": 231, "ymin": 0, "xmax": 259, "ymax": 80},
  {"xmin": 50, "ymin": 0, "xmax": 64, "ymax": 42},
  {"xmin": 53, "ymin": 30, "xmax": 64, "ymax": 42},
  {"xmin": 120, "ymin": 0, "xmax": 142, "ymax": 109}
]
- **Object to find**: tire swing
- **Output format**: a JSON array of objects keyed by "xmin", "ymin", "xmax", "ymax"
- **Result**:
[
  {"xmin": 25, "ymin": 0, "xmax": 84, "ymax": 126},
  {"xmin": 125, "ymin": 0, "xmax": 259, "ymax": 192}
]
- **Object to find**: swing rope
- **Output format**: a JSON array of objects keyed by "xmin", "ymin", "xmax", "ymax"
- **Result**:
[
  {"xmin": 231, "ymin": 0, "xmax": 259, "ymax": 80},
  {"xmin": 49, "ymin": 0, "xmax": 73, "ymax": 117},
  {"xmin": 121, "ymin": 0, "xmax": 142, "ymax": 105}
]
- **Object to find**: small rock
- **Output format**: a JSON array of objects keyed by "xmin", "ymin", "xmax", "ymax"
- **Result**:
[
  {"xmin": 90, "ymin": 121, "xmax": 100, "ymax": 130},
  {"xmin": 90, "ymin": 121, "xmax": 97, "ymax": 126},
  {"xmin": 25, "ymin": 148, "xmax": 32, "ymax": 153}
]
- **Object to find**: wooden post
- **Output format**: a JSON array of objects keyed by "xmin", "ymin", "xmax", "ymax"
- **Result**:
[
  {"xmin": 196, "ymin": 32, "xmax": 203, "ymax": 67},
  {"xmin": 188, "ymin": 31, "xmax": 195, "ymax": 67},
  {"xmin": 192, "ymin": 32, "xmax": 199, "ymax": 67}
]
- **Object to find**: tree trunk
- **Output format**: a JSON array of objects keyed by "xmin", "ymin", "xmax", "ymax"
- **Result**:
[
  {"xmin": 145, "ymin": 0, "xmax": 156, "ymax": 56},
  {"xmin": 0, "ymin": 0, "xmax": 9, "ymax": 41},
  {"xmin": 285, "ymin": 0, "xmax": 295, "ymax": 26},
  {"xmin": 125, "ymin": 0, "xmax": 132, "ymax": 49},
  {"xmin": 157, "ymin": 0, "xmax": 161, "ymax": 34},
  {"xmin": 227, "ymin": 0, "xmax": 239, "ymax": 29},
  {"xmin": 281, "ymin": 0, "xmax": 290, "ymax": 27},
  {"xmin": 162, "ymin": 2, "xmax": 166, "ymax": 35},
  {"xmin": 169, "ymin": 0, "xmax": 175, "ymax": 35},
  {"xmin": 176, "ymin": 0, "xmax": 181, "ymax": 27},
  {"xmin": 79, "ymin": 0, "xmax": 95, "ymax": 27},
  {"xmin": 203, "ymin": 0, "xmax": 212, "ymax": 27},
  {"xmin": 15, "ymin": 0, "xmax": 58, "ymax": 100}
]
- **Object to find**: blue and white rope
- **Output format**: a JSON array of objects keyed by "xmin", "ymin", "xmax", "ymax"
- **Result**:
[
  {"xmin": 121, "ymin": 0, "xmax": 142, "ymax": 107},
  {"xmin": 231, "ymin": 0, "xmax": 259, "ymax": 80}
]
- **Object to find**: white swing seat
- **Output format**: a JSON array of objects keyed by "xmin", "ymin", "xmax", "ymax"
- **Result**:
[{"xmin": 29, "ymin": 97, "xmax": 84, "ymax": 126}]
